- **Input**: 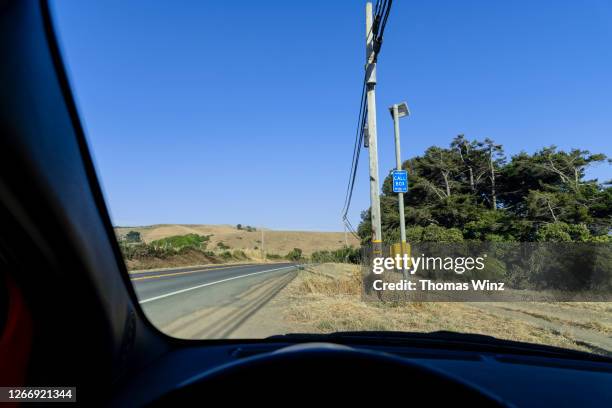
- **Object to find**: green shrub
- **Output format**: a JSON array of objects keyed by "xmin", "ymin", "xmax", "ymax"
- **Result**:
[
  {"xmin": 535, "ymin": 222, "xmax": 594, "ymax": 242},
  {"xmin": 216, "ymin": 241, "xmax": 230, "ymax": 250},
  {"xmin": 286, "ymin": 248, "xmax": 303, "ymax": 261},
  {"xmin": 266, "ymin": 253, "xmax": 282, "ymax": 260},
  {"xmin": 421, "ymin": 225, "xmax": 464, "ymax": 242},
  {"xmin": 125, "ymin": 230, "xmax": 142, "ymax": 243},
  {"xmin": 150, "ymin": 233, "xmax": 211, "ymax": 250},
  {"xmin": 311, "ymin": 246, "xmax": 361, "ymax": 264}
]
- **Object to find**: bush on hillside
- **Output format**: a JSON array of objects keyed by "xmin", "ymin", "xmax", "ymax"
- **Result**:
[
  {"xmin": 286, "ymin": 248, "xmax": 303, "ymax": 261},
  {"xmin": 150, "ymin": 233, "xmax": 211, "ymax": 250},
  {"xmin": 311, "ymin": 246, "xmax": 361, "ymax": 264}
]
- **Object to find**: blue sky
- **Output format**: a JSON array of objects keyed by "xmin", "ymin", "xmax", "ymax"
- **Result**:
[{"xmin": 51, "ymin": 0, "xmax": 611, "ymax": 231}]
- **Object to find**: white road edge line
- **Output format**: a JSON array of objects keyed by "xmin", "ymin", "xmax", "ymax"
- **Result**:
[{"xmin": 138, "ymin": 264, "xmax": 301, "ymax": 304}]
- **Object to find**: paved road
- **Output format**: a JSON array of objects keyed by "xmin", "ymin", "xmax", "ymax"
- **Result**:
[{"xmin": 131, "ymin": 262, "xmax": 299, "ymax": 338}]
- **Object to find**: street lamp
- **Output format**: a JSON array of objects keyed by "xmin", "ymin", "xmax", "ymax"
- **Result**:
[
  {"xmin": 390, "ymin": 102, "xmax": 410, "ymax": 119},
  {"xmin": 389, "ymin": 102, "xmax": 410, "ymax": 278}
]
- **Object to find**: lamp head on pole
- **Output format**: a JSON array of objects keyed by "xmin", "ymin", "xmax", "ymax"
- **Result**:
[{"xmin": 389, "ymin": 102, "xmax": 410, "ymax": 119}]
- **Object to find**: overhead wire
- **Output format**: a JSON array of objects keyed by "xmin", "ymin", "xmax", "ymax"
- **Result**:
[{"xmin": 341, "ymin": 0, "xmax": 393, "ymax": 240}]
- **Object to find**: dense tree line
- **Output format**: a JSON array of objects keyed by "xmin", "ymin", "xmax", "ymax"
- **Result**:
[{"xmin": 358, "ymin": 135, "xmax": 611, "ymax": 243}]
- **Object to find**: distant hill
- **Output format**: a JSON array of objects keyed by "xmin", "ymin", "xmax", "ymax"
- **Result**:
[{"xmin": 114, "ymin": 224, "xmax": 359, "ymax": 256}]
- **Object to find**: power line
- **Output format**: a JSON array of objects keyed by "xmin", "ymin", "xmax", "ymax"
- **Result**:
[
  {"xmin": 341, "ymin": 0, "xmax": 393, "ymax": 240},
  {"xmin": 341, "ymin": 72, "xmax": 367, "ymax": 217},
  {"xmin": 372, "ymin": 0, "xmax": 392, "ymax": 59},
  {"xmin": 377, "ymin": 2, "xmax": 392, "ymax": 43}
]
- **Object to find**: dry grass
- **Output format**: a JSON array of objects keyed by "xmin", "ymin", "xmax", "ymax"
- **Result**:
[
  {"xmin": 124, "ymin": 247, "xmax": 220, "ymax": 271},
  {"xmin": 492, "ymin": 304, "xmax": 612, "ymax": 336},
  {"xmin": 282, "ymin": 263, "xmax": 609, "ymax": 355},
  {"xmin": 115, "ymin": 224, "xmax": 358, "ymax": 256},
  {"xmin": 549, "ymin": 302, "xmax": 612, "ymax": 313}
]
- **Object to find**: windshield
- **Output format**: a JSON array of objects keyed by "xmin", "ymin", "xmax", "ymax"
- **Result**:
[{"xmin": 50, "ymin": 0, "xmax": 611, "ymax": 356}]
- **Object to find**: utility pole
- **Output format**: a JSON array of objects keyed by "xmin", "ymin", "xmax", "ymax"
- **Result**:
[
  {"xmin": 390, "ymin": 102, "xmax": 410, "ymax": 279},
  {"xmin": 344, "ymin": 223, "xmax": 348, "ymax": 247},
  {"xmin": 261, "ymin": 227, "xmax": 266, "ymax": 262},
  {"xmin": 365, "ymin": 2, "xmax": 383, "ymax": 257}
]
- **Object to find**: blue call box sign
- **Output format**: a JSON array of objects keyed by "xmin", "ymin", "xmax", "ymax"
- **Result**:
[{"xmin": 392, "ymin": 170, "xmax": 408, "ymax": 193}]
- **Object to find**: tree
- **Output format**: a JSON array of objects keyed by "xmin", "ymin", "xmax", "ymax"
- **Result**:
[
  {"xmin": 527, "ymin": 191, "xmax": 563, "ymax": 223},
  {"xmin": 451, "ymin": 134, "xmax": 488, "ymax": 194},
  {"xmin": 421, "ymin": 224, "xmax": 464, "ymax": 242},
  {"xmin": 535, "ymin": 222, "xmax": 591, "ymax": 242},
  {"xmin": 418, "ymin": 146, "xmax": 461, "ymax": 199},
  {"xmin": 358, "ymin": 135, "xmax": 610, "ymax": 244},
  {"xmin": 478, "ymin": 138, "xmax": 504, "ymax": 210},
  {"xmin": 236, "ymin": 224, "xmax": 242, "ymax": 230},
  {"xmin": 125, "ymin": 231, "xmax": 141, "ymax": 243},
  {"xmin": 286, "ymin": 248, "xmax": 303, "ymax": 261},
  {"xmin": 535, "ymin": 147, "xmax": 606, "ymax": 193},
  {"xmin": 498, "ymin": 151, "xmax": 559, "ymax": 214}
]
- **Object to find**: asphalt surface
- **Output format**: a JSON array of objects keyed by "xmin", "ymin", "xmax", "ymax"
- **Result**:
[{"xmin": 131, "ymin": 262, "xmax": 299, "ymax": 338}]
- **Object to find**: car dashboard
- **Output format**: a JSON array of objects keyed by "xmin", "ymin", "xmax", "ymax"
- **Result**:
[{"xmin": 111, "ymin": 340, "xmax": 612, "ymax": 407}]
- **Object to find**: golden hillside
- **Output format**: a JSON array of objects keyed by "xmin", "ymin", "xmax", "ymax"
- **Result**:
[{"xmin": 114, "ymin": 224, "xmax": 359, "ymax": 256}]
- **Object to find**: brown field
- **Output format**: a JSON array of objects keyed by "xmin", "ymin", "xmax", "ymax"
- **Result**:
[
  {"xmin": 115, "ymin": 224, "xmax": 359, "ymax": 257},
  {"xmin": 255, "ymin": 263, "xmax": 612, "ymax": 356}
]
